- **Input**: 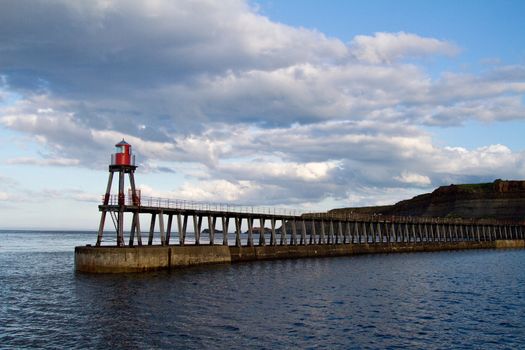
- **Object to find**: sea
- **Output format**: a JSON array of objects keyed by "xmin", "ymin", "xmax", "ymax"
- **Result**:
[{"xmin": 1, "ymin": 230, "xmax": 524, "ymax": 349}]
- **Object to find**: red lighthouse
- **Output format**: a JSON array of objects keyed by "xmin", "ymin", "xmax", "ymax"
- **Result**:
[
  {"xmin": 112, "ymin": 139, "xmax": 135, "ymax": 166},
  {"xmin": 96, "ymin": 139, "xmax": 141, "ymax": 247}
]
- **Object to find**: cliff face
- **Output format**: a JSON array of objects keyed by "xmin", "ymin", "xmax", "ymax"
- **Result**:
[{"xmin": 329, "ymin": 180, "xmax": 525, "ymax": 222}]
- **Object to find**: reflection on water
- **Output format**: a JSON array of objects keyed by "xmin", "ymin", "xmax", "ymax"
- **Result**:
[{"xmin": 1, "ymin": 230, "xmax": 525, "ymax": 349}]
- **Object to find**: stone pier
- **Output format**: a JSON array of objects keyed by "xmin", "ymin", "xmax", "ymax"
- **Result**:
[{"xmin": 75, "ymin": 240, "xmax": 525, "ymax": 273}]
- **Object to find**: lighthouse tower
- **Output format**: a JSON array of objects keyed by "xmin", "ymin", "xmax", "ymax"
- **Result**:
[{"xmin": 96, "ymin": 139, "xmax": 141, "ymax": 246}]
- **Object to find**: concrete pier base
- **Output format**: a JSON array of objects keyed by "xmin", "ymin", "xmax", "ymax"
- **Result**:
[
  {"xmin": 75, "ymin": 245, "xmax": 231, "ymax": 273},
  {"xmin": 75, "ymin": 240, "xmax": 525, "ymax": 273}
]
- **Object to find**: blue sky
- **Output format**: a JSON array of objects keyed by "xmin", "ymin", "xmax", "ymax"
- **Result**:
[
  {"xmin": 256, "ymin": 0, "xmax": 525, "ymax": 149},
  {"xmin": 257, "ymin": 0, "xmax": 524, "ymax": 61},
  {"xmin": 0, "ymin": 0, "xmax": 524, "ymax": 229}
]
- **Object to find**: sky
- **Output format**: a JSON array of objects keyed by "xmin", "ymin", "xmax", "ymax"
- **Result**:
[{"xmin": 0, "ymin": 0, "xmax": 524, "ymax": 230}]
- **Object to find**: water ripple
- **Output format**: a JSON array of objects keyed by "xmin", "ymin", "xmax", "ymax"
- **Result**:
[{"xmin": 1, "ymin": 232, "xmax": 525, "ymax": 349}]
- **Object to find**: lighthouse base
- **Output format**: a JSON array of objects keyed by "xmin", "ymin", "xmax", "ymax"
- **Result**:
[{"xmin": 75, "ymin": 240, "xmax": 525, "ymax": 273}]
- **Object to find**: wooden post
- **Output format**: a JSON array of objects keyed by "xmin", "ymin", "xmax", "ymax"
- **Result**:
[
  {"xmin": 222, "ymin": 216, "xmax": 229, "ymax": 246},
  {"xmin": 135, "ymin": 212, "xmax": 142, "ymax": 246},
  {"xmin": 148, "ymin": 213, "xmax": 156, "ymax": 245},
  {"xmin": 209, "ymin": 215, "xmax": 216, "ymax": 245},
  {"xmin": 129, "ymin": 212, "xmax": 137, "ymax": 246},
  {"xmin": 247, "ymin": 217, "xmax": 254, "ymax": 247},
  {"xmin": 259, "ymin": 217, "xmax": 266, "ymax": 246},
  {"xmin": 177, "ymin": 214, "xmax": 187, "ymax": 246},
  {"xmin": 344, "ymin": 221, "xmax": 350, "ymax": 244},
  {"xmin": 193, "ymin": 215, "xmax": 203, "ymax": 245},
  {"xmin": 159, "ymin": 211, "xmax": 166, "ymax": 246},
  {"xmin": 166, "ymin": 214, "xmax": 173, "ymax": 245},
  {"xmin": 310, "ymin": 219, "xmax": 316, "ymax": 245},
  {"xmin": 96, "ymin": 172, "xmax": 115, "ymax": 246},
  {"xmin": 96, "ymin": 211, "xmax": 108, "ymax": 247},
  {"xmin": 337, "ymin": 221, "xmax": 348, "ymax": 244},
  {"xmin": 291, "ymin": 219, "xmax": 298, "ymax": 245},
  {"xmin": 128, "ymin": 212, "xmax": 142, "ymax": 246},
  {"xmin": 281, "ymin": 218, "xmax": 287, "ymax": 245},
  {"xmin": 270, "ymin": 218, "xmax": 276, "ymax": 246},
  {"xmin": 390, "ymin": 222, "xmax": 395, "ymax": 243},
  {"xmin": 376, "ymin": 221, "xmax": 382, "ymax": 243},
  {"xmin": 301, "ymin": 220, "xmax": 307, "ymax": 245},
  {"xmin": 235, "ymin": 217, "xmax": 242, "ymax": 247}
]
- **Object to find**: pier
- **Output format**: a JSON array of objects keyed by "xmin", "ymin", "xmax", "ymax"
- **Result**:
[
  {"xmin": 75, "ymin": 141, "xmax": 525, "ymax": 273},
  {"xmin": 96, "ymin": 194, "xmax": 525, "ymax": 247}
]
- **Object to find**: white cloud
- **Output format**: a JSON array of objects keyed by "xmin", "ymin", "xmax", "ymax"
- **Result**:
[
  {"xmin": 139, "ymin": 180, "xmax": 262, "ymax": 203},
  {"xmin": 217, "ymin": 160, "xmax": 341, "ymax": 182},
  {"xmin": 350, "ymin": 32, "xmax": 460, "ymax": 64},
  {"xmin": 177, "ymin": 179, "xmax": 262, "ymax": 202},
  {"xmin": 71, "ymin": 192, "xmax": 101, "ymax": 203},
  {"xmin": 7, "ymin": 157, "xmax": 80, "ymax": 166},
  {"xmin": 395, "ymin": 171, "xmax": 431, "ymax": 186},
  {"xmin": 434, "ymin": 144, "xmax": 522, "ymax": 175}
]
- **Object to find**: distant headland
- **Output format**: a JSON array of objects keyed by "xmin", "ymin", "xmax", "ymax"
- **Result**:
[{"xmin": 328, "ymin": 180, "xmax": 525, "ymax": 222}]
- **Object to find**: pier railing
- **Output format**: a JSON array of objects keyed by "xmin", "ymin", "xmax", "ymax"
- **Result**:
[
  {"xmin": 304, "ymin": 212, "xmax": 524, "ymax": 226},
  {"xmin": 103, "ymin": 194, "xmax": 300, "ymax": 217}
]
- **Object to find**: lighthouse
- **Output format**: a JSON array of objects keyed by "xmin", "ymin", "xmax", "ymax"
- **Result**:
[
  {"xmin": 96, "ymin": 139, "xmax": 141, "ymax": 247},
  {"xmin": 112, "ymin": 139, "xmax": 133, "ymax": 166}
]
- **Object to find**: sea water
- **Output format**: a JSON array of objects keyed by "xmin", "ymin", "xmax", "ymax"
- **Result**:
[{"xmin": 1, "ymin": 230, "xmax": 524, "ymax": 349}]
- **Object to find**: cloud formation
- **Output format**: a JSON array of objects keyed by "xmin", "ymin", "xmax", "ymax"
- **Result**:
[
  {"xmin": 350, "ymin": 31, "xmax": 460, "ymax": 64},
  {"xmin": 1, "ymin": 0, "xmax": 524, "ymax": 210}
]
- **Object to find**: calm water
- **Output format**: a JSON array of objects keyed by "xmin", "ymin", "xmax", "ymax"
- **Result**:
[{"xmin": 1, "ymin": 230, "xmax": 524, "ymax": 349}]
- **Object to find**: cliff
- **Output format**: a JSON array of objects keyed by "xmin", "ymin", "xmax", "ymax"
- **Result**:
[{"xmin": 329, "ymin": 180, "xmax": 525, "ymax": 222}]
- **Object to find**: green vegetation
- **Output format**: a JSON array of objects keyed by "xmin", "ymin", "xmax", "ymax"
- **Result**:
[{"xmin": 454, "ymin": 182, "xmax": 494, "ymax": 193}]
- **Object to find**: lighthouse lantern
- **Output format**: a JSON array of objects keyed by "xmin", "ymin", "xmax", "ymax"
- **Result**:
[{"xmin": 111, "ymin": 139, "xmax": 135, "ymax": 166}]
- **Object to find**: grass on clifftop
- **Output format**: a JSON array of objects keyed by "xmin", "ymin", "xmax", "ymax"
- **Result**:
[{"xmin": 454, "ymin": 182, "xmax": 494, "ymax": 193}]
